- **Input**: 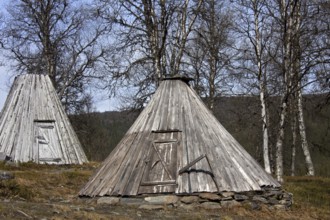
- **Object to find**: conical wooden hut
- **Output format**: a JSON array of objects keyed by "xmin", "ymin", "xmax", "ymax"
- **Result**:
[
  {"xmin": 80, "ymin": 76, "xmax": 279, "ymax": 197},
  {"xmin": 0, "ymin": 74, "xmax": 88, "ymax": 164}
]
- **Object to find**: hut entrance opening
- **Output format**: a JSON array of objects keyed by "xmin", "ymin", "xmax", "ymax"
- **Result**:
[
  {"xmin": 138, "ymin": 130, "xmax": 181, "ymax": 194},
  {"xmin": 34, "ymin": 120, "xmax": 62, "ymax": 164}
]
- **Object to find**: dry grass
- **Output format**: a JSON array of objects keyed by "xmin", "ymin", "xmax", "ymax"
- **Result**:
[{"xmin": 0, "ymin": 162, "xmax": 329, "ymax": 219}]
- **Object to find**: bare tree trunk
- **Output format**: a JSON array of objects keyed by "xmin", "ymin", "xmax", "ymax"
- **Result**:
[
  {"xmin": 259, "ymin": 82, "xmax": 271, "ymax": 173},
  {"xmin": 275, "ymin": 98, "xmax": 288, "ymax": 183},
  {"xmin": 173, "ymin": 0, "xmax": 203, "ymax": 74},
  {"xmin": 291, "ymin": 0, "xmax": 315, "ymax": 176},
  {"xmin": 290, "ymin": 98, "xmax": 297, "ymax": 176},
  {"xmin": 275, "ymin": 0, "xmax": 295, "ymax": 183},
  {"xmin": 250, "ymin": 0, "xmax": 271, "ymax": 173},
  {"xmin": 297, "ymin": 84, "xmax": 315, "ymax": 175}
]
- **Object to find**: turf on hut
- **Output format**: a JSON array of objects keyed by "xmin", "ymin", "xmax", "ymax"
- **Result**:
[
  {"xmin": 80, "ymin": 75, "xmax": 291, "ymax": 209},
  {"xmin": 0, "ymin": 74, "xmax": 88, "ymax": 164}
]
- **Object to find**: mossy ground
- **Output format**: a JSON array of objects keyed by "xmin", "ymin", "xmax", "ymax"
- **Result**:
[{"xmin": 0, "ymin": 162, "xmax": 329, "ymax": 219}]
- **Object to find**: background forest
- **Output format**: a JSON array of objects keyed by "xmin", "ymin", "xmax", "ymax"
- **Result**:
[{"xmin": 0, "ymin": 0, "xmax": 329, "ymax": 181}]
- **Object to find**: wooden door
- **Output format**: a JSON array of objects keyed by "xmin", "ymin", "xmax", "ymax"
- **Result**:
[
  {"xmin": 35, "ymin": 121, "xmax": 62, "ymax": 164},
  {"xmin": 139, "ymin": 131, "xmax": 181, "ymax": 194}
]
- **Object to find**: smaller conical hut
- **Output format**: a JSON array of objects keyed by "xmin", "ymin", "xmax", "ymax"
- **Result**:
[{"xmin": 0, "ymin": 74, "xmax": 88, "ymax": 164}]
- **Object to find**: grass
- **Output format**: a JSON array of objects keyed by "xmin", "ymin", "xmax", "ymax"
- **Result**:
[
  {"xmin": 283, "ymin": 176, "xmax": 330, "ymax": 219},
  {"xmin": 0, "ymin": 162, "xmax": 329, "ymax": 219}
]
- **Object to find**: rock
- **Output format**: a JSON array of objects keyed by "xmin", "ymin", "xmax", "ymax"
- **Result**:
[
  {"xmin": 279, "ymin": 199, "xmax": 292, "ymax": 207},
  {"xmin": 59, "ymin": 200, "xmax": 71, "ymax": 203},
  {"xmin": 220, "ymin": 200, "xmax": 241, "ymax": 208},
  {"xmin": 144, "ymin": 195, "xmax": 179, "ymax": 205},
  {"xmin": 180, "ymin": 196, "xmax": 200, "ymax": 204},
  {"xmin": 221, "ymin": 192, "xmax": 234, "ymax": 198},
  {"xmin": 97, "ymin": 197, "xmax": 120, "ymax": 205},
  {"xmin": 53, "ymin": 209, "xmax": 60, "ymax": 214},
  {"xmin": 234, "ymin": 194, "xmax": 248, "ymax": 201},
  {"xmin": 249, "ymin": 202, "xmax": 261, "ymax": 210},
  {"xmin": 138, "ymin": 204, "xmax": 165, "ymax": 210},
  {"xmin": 282, "ymin": 192, "xmax": 293, "ymax": 199},
  {"xmin": 0, "ymin": 170, "xmax": 14, "ymax": 180},
  {"xmin": 200, "ymin": 202, "xmax": 222, "ymax": 210},
  {"xmin": 84, "ymin": 207, "xmax": 95, "ymax": 211},
  {"xmin": 120, "ymin": 197, "xmax": 145, "ymax": 206},
  {"xmin": 70, "ymin": 205, "xmax": 80, "ymax": 211},
  {"xmin": 4, "ymin": 161, "xmax": 18, "ymax": 167},
  {"xmin": 268, "ymin": 198, "xmax": 279, "ymax": 205},
  {"xmin": 252, "ymin": 196, "xmax": 268, "ymax": 204},
  {"xmin": 198, "ymin": 193, "xmax": 221, "ymax": 201},
  {"xmin": 264, "ymin": 190, "xmax": 283, "ymax": 198},
  {"xmin": 179, "ymin": 203, "xmax": 197, "ymax": 210},
  {"xmin": 274, "ymin": 204, "xmax": 287, "ymax": 210}
]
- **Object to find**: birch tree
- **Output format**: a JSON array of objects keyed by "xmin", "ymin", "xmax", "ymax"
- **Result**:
[
  {"xmin": 267, "ymin": 0, "xmax": 296, "ymax": 182},
  {"xmin": 267, "ymin": 0, "xmax": 329, "ymax": 180},
  {"xmin": 1, "ymin": 0, "xmax": 109, "ymax": 112},
  {"xmin": 98, "ymin": 0, "xmax": 203, "ymax": 108},
  {"xmin": 234, "ymin": 0, "xmax": 272, "ymax": 173},
  {"xmin": 186, "ymin": 0, "xmax": 233, "ymax": 111}
]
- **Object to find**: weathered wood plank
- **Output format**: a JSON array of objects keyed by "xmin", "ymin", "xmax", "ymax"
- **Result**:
[
  {"xmin": 79, "ymin": 76, "xmax": 280, "ymax": 197},
  {"xmin": 0, "ymin": 74, "xmax": 88, "ymax": 164}
]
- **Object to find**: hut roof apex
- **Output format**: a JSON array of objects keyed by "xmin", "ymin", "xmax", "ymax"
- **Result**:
[{"xmin": 162, "ymin": 74, "xmax": 193, "ymax": 84}]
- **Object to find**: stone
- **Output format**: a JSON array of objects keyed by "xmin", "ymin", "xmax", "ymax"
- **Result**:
[
  {"xmin": 274, "ymin": 204, "xmax": 287, "ymax": 210},
  {"xmin": 249, "ymin": 202, "xmax": 261, "ymax": 210},
  {"xmin": 70, "ymin": 205, "xmax": 80, "ymax": 211},
  {"xmin": 97, "ymin": 197, "xmax": 120, "ymax": 205},
  {"xmin": 180, "ymin": 196, "xmax": 200, "ymax": 204},
  {"xmin": 0, "ymin": 170, "xmax": 14, "ymax": 180},
  {"xmin": 138, "ymin": 205, "xmax": 165, "ymax": 210},
  {"xmin": 234, "ymin": 194, "xmax": 248, "ymax": 201},
  {"xmin": 221, "ymin": 192, "xmax": 234, "ymax": 198},
  {"xmin": 282, "ymin": 192, "xmax": 293, "ymax": 199},
  {"xmin": 268, "ymin": 198, "xmax": 279, "ymax": 205},
  {"xmin": 120, "ymin": 197, "xmax": 145, "ymax": 206},
  {"xmin": 220, "ymin": 200, "xmax": 241, "ymax": 208},
  {"xmin": 252, "ymin": 195, "xmax": 268, "ymax": 204},
  {"xmin": 200, "ymin": 202, "xmax": 222, "ymax": 210},
  {"xmin": 84, "ymin": 207, "xmax": 95, "ymax": 211},
  {"xmin": 264, "ymin": 190, "xmax": 283, "ymax": 198},
  {"xmin": 144, "ymin": 195, "xmax": 179, "ymax": 205},
  {"xmin": 279, "ymin": 199, "xmax": 292, "ymax": 207},
  {"xmin": 53, "ymin": 210, "xmax": 60, "ymax": 214},
  {"xmin": 179, "ymin": 203, "xmax": 197, "ymax": 210},
  {"xmin": 198, "ymin": 193, "xmax": 221, "ymax": 201}
]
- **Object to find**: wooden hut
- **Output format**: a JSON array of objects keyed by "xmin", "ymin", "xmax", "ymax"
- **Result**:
[
  {"xmin": 80, "ymin": 76, "xmax": 279, "ymax": 196},
  {"xmin": 0, "ymin": 74, "xmax": 88, "ymax": 164}
]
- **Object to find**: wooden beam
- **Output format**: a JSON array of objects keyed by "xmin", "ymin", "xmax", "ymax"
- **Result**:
[{"xmin": 178, "ymin": 154, "xmax": 206, "ymax": 174}]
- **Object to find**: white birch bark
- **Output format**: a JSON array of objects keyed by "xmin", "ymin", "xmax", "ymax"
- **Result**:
[
  {"xmin": 253, "ymin": 0, "xmax": 271, "ymax": 173},
  {"xmin": 259, "ymin": 82, "xmax": 271, "ymax": 173},
  {"xmin": 290, "ymin": 101, "xmax": 297, "ymax": 176},
  {"xmin": 297, "ymin": 84, "xmax": 315, "ymax": 175},
  {"xmin": 275, "ymin": 0, "xmax": 294, "ymax": 182},
  {"xmin": 275, "ymin": 99, "xmax": 287, "ymax": 183},
  {"xmin": 292, "ymin": 1, "xmax": 315, "ymax": 176}
]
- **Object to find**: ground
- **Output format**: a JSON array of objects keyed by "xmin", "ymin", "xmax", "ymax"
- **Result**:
[{"xmin": 0, "ymin": 162, "xmax": 329, "ymax": 220}]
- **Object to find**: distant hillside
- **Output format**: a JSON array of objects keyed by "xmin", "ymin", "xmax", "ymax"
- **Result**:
[{"xmin": 70, "ymin": 94, "xmax": 330, "ymax": 176}]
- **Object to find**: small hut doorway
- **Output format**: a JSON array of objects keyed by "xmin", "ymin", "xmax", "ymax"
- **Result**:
[
  {"xmin": 34, "ymin": 120, "xmax": 62, "ymax": 164},
  {"xmin": 139, "ymin": 130, "xmax": 181, "ymax": 194}
]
